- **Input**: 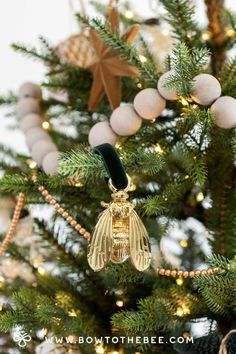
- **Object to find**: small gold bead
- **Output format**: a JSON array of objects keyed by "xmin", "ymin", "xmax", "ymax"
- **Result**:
[
  {"xmin": 62, "ymin": 212, "xmax": 69, "ymax": 219},
  {"xmin": 38, "ymin": 186, "xmax": 44, "ymax": 192},
  {"xmin": 80, "ymin": 228, "xmax": 86, "ymax": 235},
  {"xmin": 58, "ymin": 208, "xmax": 64, "ymax": 214},
  {"xmin": 178, "ymin": 271, "xmax": 183, "ymax": 276},
  {"xmin": 46, "ymin": 195, "xmax": 52, "ymax": 202},
  {"xmin": 54, "ymin": 204, "xmax": 60, "ymax": 210},
  {"xmin": 42, "ymin": 190, "xmax": 48, "ymax": 197},
  {"xmin": 75, "ymin": 224, "xmax": 81, "ymax": 231},
  {"xmin": 189, "ymin": 271, "xmax": 195, "ymax": 278},
  {"xmin": 165, "ymin": 270, "xmax": 171, "ymax": 276},
  {"xmin": 195, "ymin": 270, "xmax": 201, "ymax": 276},
  {"xmin": 159, "ymin": 268, "xmax": 165, "ymax": 275},
  {"xmin": 201, "ymin": 270, "xmax": 207, "ymax": 276},
  {"xmin": 84, "ymin": 232, "xmax": 90, "ymax": 239},
  {"xmin": 66, "ymin": 216, "xmax": 73, "ymax": 223},
  {"xmin": 171, "ymin": 270, "xmax": 177, "ymax": 277},
  {"xmin": 70, "ymin": 220, "xmax": 77, "ymax": 227},
  {"xmin": 183, "ymin": 271, "xmax": 189, "ymax": 278}
]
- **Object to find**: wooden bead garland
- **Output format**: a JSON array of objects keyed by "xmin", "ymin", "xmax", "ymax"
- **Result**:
[
  {"xmin": 17, "ymin": 82, "xmax": 60, "ymax": 175},
  {"xmin": 88, "ymin": 70, "xmax": 236, "ymax": 148}
]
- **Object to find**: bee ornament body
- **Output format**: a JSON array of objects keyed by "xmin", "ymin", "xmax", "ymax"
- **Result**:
[{"xmin": 88, "ymin": 186, "xmax": 151, "ymax": 272}]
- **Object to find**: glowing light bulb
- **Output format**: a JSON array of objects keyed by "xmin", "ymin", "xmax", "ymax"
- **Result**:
[
  {"xmin": 139, "ymin": 55, "xmax": 147, "ymax": 63},
  {"xmin": 162, "ymin": 29, "xmax": 170, "ymax": 36},
  {"xmin": 154, "ymin": 144, "xmax": 164, "ymax": 154},
  {"xmin": 116, "ymin": 300, "xmax": 124, "ymax": 307},
  {"xmin": 28, "ymin": 160, "xmax": 37, "ymax": 169},
  {"xmin": 180, "ymin": 240, "xmax": 188, "ymax": 248},
  {"xmin": 201, "ymin": 31, "xmax": 211, "ymax": 41},
  {"xmin": 226, "ymin": 28, "xmax": 235, "ymax": 37},
  {"xmin": 68, "ymin": 309, "xmax": 78, "ymax": 317},
  {"xmin": 137, "ymin": 82, "xmax": 142, "ymax": 89},
  {"xmin": 42, "ymin": 121, "xmax": 50, "ymax": 130},
  {"xmin": 184, "ymin": 175, "xmax": 190, "ymax": 180},
  {"xmin": 176, "ymin": 278, "xmax": 183, "ymax": 286},
  {"xmin": 96, "ymin": 345, "xmax": 105, "ymax": 354},
  {"xmin": 37, "ymin": 266, "xmax": 46, "ymax": 275},
  {"xmin": 176, "ymin": 307, "xmax": 184, "ymax": 317},
  {"xmin": 196, "ymin": 192, "xmax": 204, "ymax": 202},
  {"xmin": 125, "ymin": 10, "xmax": 134, "ymax": 19},
  {"xmin": 181, "ymin": 98, "xmax": 189, "ymax": 106}
]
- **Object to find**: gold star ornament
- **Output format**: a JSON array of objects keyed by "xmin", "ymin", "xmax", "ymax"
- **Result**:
[{"xmin": 86, "ymin": 2, "xmax": 140, "ymax": 111}]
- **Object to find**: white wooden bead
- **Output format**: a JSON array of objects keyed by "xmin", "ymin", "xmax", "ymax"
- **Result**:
[
  {"xmin": 133, "ymin": 88, "xmax": 166, "ymax": 120},
  {"xmin": 191, "ymin": 74, "xmax": 221, "ymax": 106},
  {"xmin": 31, "ymin": 140, "xmax": 57, "ymax": 165},
  {"xmin": 42, "ymin": 151, "xmax": 59, "ymax": 175},
  {"xmin": 110, "ymin": 104, "xmax": 142, "ymax": 136},
  {"xmin": 25, "ymin": 127, "xmax": 51, "ymax": 150},
  {"xmin": 18, "ymin": 82, "xmax": 42, "ymax": 100},
  {"xmin": 211, "ymin": 96, "xmax": 236, "ymax": 129},
  {"xmin": 16, "ymin": 98, "xmax": 40, "ymax": 119},
  {"xmin": 89, "ymin": 121, "xmax": 118, "ymax": 147},
  {"xmin": 20, "ymin": 114, "xmax": 42, "ymax": 133},
  {"xmin": 157, "ymin": 70, "xmax": 178, "ymax": 100}
]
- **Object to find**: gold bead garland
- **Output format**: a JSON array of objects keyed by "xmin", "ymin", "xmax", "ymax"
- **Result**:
[
  {"xmin": 37, "ymin": 185, "xmax": 91, "ymax": 240},
  {"xmin": 0, "ymin": 192, "xmax": 25, "ymax": 256},
  {"xmin": 155, "ymin": 266, "xmax": 220, "ymax": 278}
]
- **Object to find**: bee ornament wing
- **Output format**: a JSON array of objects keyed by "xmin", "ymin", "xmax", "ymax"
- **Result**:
[
  {"xmin": 129, "ymin": 209, "xmax": 151, "ymax": 271},
  {"xmin": 87, "ymin": 208, "xmax": 113, "ymax": 271}
]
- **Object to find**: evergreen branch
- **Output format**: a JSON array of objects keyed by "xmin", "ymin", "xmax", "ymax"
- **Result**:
[
  {"xmin": 59, "ymin": 145, "xmax": 106, "ymax": 180},
  {"xmin": 160, "ymin": 0, "xmax": 200, "ymax": 44},
  {"xmin": 12, "ymin": 36, "xmax": 60, "ymax": 66},
  {"xmin": 0, "ymin": 91, "xmax": 17, "ymax": 106},
  {"xmin": 77, "ymin": 14, "xmax": 159, "ymax": 85},
  {"xmin": 220, "ymin": 57, "xmax": 236, "ymax": 97},
  {"xmin": 164, "ymin": 43, "xmax": 210, "ymax": 96}
]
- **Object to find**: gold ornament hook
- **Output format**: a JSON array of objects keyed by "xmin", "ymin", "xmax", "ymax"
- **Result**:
[{"xmin": 108, "ymin": 174, "xmax": 132, "ymax": 193}]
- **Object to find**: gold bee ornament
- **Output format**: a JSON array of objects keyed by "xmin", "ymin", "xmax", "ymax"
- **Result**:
[{"xmin": 87, "ymin": 176, "xmax": 151, "ymax": 272}]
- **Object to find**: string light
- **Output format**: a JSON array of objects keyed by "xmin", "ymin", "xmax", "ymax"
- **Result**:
[
  {"xmin": 68, "ymin": 309, "xmax": 78, "ymax": 317},
  {"xmin": 28, "ymin": 159, "xmax": 37, "ymax": 169},
  {"xmin": 153, "ymin": 144, "xmax": 164, "ymax": 154},
  {"xmin": 180, "ymin": 98, "xmax": 189, "ymax": 106},
  {"xmin": 162, "ymin": 28, "xmax": 170, "ymax": 36},
  {"xmin": 115, "ymin": 142, "xmax": 122, "ymax": 150},
  {"xmin": 0, "ymin": 304, "xmax": 3, "ymax": 311},
  {"xmin": 37, "ymin": 266, "xmax": 46, "ymax": 275},
  {"xmin": 226, "ymin": 27, "xmax": 235, "ymax": 37},
  {"xmin": 137, "ymin": 82, "xmax": 142, "ymax": 89},
  {"xmin": 125, "ymin": 10, "xmax": 134, "ymax": 19},
  {"xmin": 201, "ymin": 31, "xmax": 211, "ymax": 41},
  {"xmin": 138, "ymin": 55, "xmax": 147, "ymax": 63},
  {"xmin": 180, "ymin": 240, "xmax": 188, "ymax": 248},
  {"xmin": 196, "ymin": 192, "xmax": 204, "ymax": 202},
  {"xmin": 176, "ymin": 278, "xmax": 183, "ymax": 286},
  {"xmin": 42, "ymin": 121, "xmax": 50, "ymax": 130},
  {"xmin": 184, "ymin": 175, "xmax": 190, "ymax": 180},
  {"xmin": 96, "ymin": 344, "xmax": 105, "ymax": 354},
  {"xmin": 116, "ymin": 300, "xmax": 124, "ymax": 307},
  {"xmin": 176, "ymin": 307, "xmax": 184, "ymax": 317}
]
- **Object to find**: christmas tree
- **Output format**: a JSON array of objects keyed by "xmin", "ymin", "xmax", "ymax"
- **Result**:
[{"xmin": 1, "ymin": 0, "xmax": 236, "ymax": 353}]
